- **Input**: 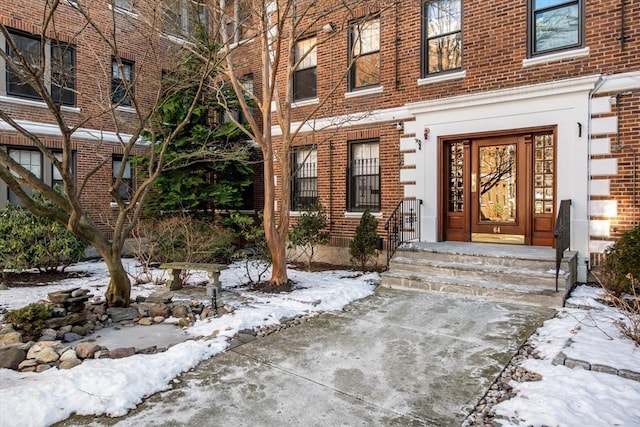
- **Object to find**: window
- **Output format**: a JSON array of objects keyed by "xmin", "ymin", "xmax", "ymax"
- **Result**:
[
  {"xmin": 529, "ymin": 0, "xmax": 582, "ymax": 56},
  {"xmin": 291, "ymin": 147, "xmax": 317, "ymax": 211},
  {"xmin": 52, "ymin": 152, "xmax": 70, "ymax": 194},
  {"xmin": 349, "ymin": 18, "xmax": 380, "ymax": 90},
  {"xmin": 423, "ymin": 0, "xmax": 462, "ymax": 75},
  {"xmin": 6, "ymin": 31, "xmax": 41, "ymax": 100},
  {"xmin": 5, "ymin": 30, "xmax": 76, "ymax": 106},
  {"xmin": 293, "ymin": 37, "xmax": 317, "ymax": 101},
  {"xmin": 113, "ymin": 0, "xmax": 135, "ymax": 12},
  {"xmin": 111, "ymin": 58, "xmax": 134, "ymax": 107},
  {"xmin": 163, "ymin": 0, "xmax": 208, "ymax": 39},
  {"xmin": 7, "ymin": 149, "xmax": 42, "ymax": 206},
  {"xmin": 51, "ymin": 42, "xmax": 76, "ymax": 106},
  {"xmin": 348, "ymin": 141, "xmax": 380, "ymax": 212},
  {"xmin": 223, "ymin": 0, "xmax": 250, "ymax": 44},
  {"xmin": 112, "ymin": 157, "xmax": 134, "ymax": 202}
]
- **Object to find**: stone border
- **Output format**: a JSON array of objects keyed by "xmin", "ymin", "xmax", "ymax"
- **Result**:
[{"xmin": 552, "ymin": 350, "xmax": 640, "ymax": 382}]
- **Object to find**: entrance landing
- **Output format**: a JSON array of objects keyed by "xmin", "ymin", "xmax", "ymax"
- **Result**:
[{"xmin": 382, "ymin": 241, "xmax": 577, "ymax": 307}]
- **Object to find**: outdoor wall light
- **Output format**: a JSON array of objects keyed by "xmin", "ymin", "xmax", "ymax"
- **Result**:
[
  {"xmin": 322, "ymin": 22, "xmax": 336, "ymax": 33},
  {"xmin": 394, "ymin": 121, "xmax": 403, "ymax": 131},
  {"xmin": 415, "ymin": 138, "xmax": 422, "ymax": 150}
]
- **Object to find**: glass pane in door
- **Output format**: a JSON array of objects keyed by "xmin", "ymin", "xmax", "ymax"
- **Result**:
[{"xmin": 479, "ymin": 144, "xmax": 516, "ymax": 223}]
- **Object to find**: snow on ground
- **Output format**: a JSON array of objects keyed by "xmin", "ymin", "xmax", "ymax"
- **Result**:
[
  {"xmin": 0, "ymin": 260, "xmax": 378, "ymax": 427},
  {"xmin": 1, "ymin": 261, "xmax": 640, "ymax": 427},
  {"xmin": 493, "ymin": 285, "xmax": 640, "ymax": 426}
]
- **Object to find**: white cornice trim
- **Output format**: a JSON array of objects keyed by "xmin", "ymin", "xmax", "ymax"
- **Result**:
[
  {"xmin": 405, "ymin": 75, "xmax": 601, "ymax": 115},
  {"xmin": 271, "ymin": 105, "xmax": 412, "ymax": 137},
  {"xmin": 0, "ymin": 119, "xmax": 139, "ymax": 144},
  {"xmin": 593, "ymin": 71, "xmax": 640, "ymax": 94},
  {"xmin": 0, "ymin": 96, "xmax": 80, "ymax": 113}
]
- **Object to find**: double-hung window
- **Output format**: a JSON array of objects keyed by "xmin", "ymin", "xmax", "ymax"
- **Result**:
[
  {"xmin": 348, "ymin": 141, "xmax": 380, "ymax": 212},
  {"xmin": 5, "ymin": 30, "xmax": 76, "ymax": 106},
  {"xmin": 349, "ymin": 18, "xmax": 380, "ymax": 91},
  {"xmin": 51, "ymin": 42, "xmax": 76, "ymax": 106},
  {"xmin": 291, "ymin": 147, "xmax": 317, "ymax": 211},
  {"xmin": 529, "ymin": 0, "xmax": 583, "ymax": 56},
  {"xmin": 423, "ymin": 0, "xmax": 462, "ymax": 75},
  {"xmin": 163, "ymin": 0, "xmax": 208, "ymax": 39},
  {"xmin": 111, "ymin": 58, "xmax": 134, "ymax": 107},
  {"xmin": 7, "ymin": 148, "xmax": 42, "ymax": 206},
  {"xmin": 112, "ymin": 156, "xmax": 134, "ymax": 202},
  {"xmin": 113, "ymin": 0, "xmax": 135, "ymax": 12},
  {"xmin": 293, "ymin": 37, "xmax": 317, "ymax": 101}
]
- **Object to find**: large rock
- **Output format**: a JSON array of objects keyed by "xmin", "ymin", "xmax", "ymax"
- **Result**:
[
  {"xmin": 26, "ymin": 341, "xmax": 59, "ymax": 359},
  {"xmin": 46, "ymin": 313, "xmax": 85, "ymax": 329},
  {"xmin": 59, "ymin": 348, "xmax": 78, "ymax": 361},
  {"xmin": 48, "ymin": 289, "xmax": 75, "ymax": 304},
  {"xmin": 35, "ymin": 347, "xmax": 60, "ymax": 364},
  {"xmin": 145, "ymin": 290, "xmax": 174, "ymax": 304},
  {"xmin": 0, "ymin": 331, "xmax": 23, "ymax": 345},
  {"xmin": 171, "ymin": 304, "xmax": 191, "ymax": 319},
  {"xmin": 107, "ymin": 307, "xmax": 139, "ymax": 322},
  {"xmin": 0, "ymin": 348, "xmax": 27, "ymax": 370},
  {"xmin": 63, "ymin": 332, "xmax": 83, "ymax": 343},
  {"xmin": 75, "ymin": 342, "xmax": 101, "ymax": 359},
  {"xmin": 109, "ymin": 347, "xmax": 136, "ymax": 359},
  {"xmin": 59, "ymin": 358, "xmax": 82, "ymax": 369}
]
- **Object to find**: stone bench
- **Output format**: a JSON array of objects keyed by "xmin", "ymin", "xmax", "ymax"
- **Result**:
[{"xmin": 158, "ymin": 262, "xmax": 228, "ymax": 292}]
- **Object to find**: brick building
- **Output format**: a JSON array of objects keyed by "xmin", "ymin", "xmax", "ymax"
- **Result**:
[
  {"xmin": 274, "ymin": 0, "xmax": 640, "ymax": 282},
  {"xmin": 0, "ymin": 0, "xmax": 262, "ymax": 237}
]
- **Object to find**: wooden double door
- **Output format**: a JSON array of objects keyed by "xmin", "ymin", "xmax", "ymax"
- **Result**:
[{"xmin": 442, "ymin": 132, "xmax": 556, "ymax": 246}]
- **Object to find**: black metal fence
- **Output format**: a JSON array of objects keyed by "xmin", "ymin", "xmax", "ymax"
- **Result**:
[{"xmin": 384, "ymin": 198, "xmax": 422, "ymax": 267}]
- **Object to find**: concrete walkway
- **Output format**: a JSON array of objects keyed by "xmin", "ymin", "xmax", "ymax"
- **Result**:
[{"xmin": 58, "ymin": 288, "xmax": 555, "ymax": 426}]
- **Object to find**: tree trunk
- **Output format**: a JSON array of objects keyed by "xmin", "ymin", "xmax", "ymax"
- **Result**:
[
  {"xmin": 268, "ymin": 232, "xmax": 288, "ymax": 285},
  {"xmin": 103, "ymin": 251, "xmax": 131, "ymax": 307}
]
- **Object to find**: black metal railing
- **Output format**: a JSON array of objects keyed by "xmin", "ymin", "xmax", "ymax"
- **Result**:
[
  {"xmin": 384, "ymin": 198, "xmax": 422, "ymax": 267},
  {"xmin": 347, "ymin": 158, "xmax": 380, "ymax": 212},
  {"xmin": 554, "ymin": 199, "xmax": 571, "ymax": 292}
]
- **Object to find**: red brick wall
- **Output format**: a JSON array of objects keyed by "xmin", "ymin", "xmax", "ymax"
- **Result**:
[{"xmin": 272, "ymin": 0, "xmax": 640, "ymax": 246}]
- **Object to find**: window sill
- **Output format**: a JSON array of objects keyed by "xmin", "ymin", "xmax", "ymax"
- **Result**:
[
  {"xmin": 0, "ymin": 96, "xmax": 80, "ymax": 112},
  {"xmin": 522, "ymin": 47, "xmax": 589, "ymax": 68},
  {"xmin": 115, "ymin": 105, "xmax": 136, "ymax": 113},
  {"xmin": 108, "ymin": 4, "xmax": 138, "ymax": 19},
  {"xmin": 417, "ymin": 70, "xmax": 466, "ymax": 86},
  {"xmin": 344, "ymin": 211, "xmax": 383, "ymax": 219},
  {"xmin": 162, "ymin": 33, "xmax": 195, "ymax": 46},
  {"xmin": 292, "ymin": 98, "xmax": 319, "ymax": 108},
  {"xmin": 344, "ymin": 86, "xmax": 383, "ymax": 99}
]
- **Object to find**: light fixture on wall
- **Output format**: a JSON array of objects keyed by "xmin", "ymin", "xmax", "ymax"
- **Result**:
[
  {"xmin": 415, "ymin": 138, "xmax": 422, "ymax": 150},
  {"xmin": 394, "ymin": 121, "xmax": 403, "ymax": 131},
  {"xmin": 322, "ymin": 22, "xmax": 336, "ymax": 33}
]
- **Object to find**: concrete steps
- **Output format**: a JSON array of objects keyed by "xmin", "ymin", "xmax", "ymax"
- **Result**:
[{"xmin": 380, "ymin": 242, "xmax": 577, "ymax": 307}]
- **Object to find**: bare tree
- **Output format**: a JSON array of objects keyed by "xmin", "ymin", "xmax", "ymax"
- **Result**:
[
  {"xmin": 0, "ymin": 0, "xmax": 227, "ymax": 306},
  {"xmin": 212, "ymin": 0, "xmax": 390, "ymax": 286}
]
